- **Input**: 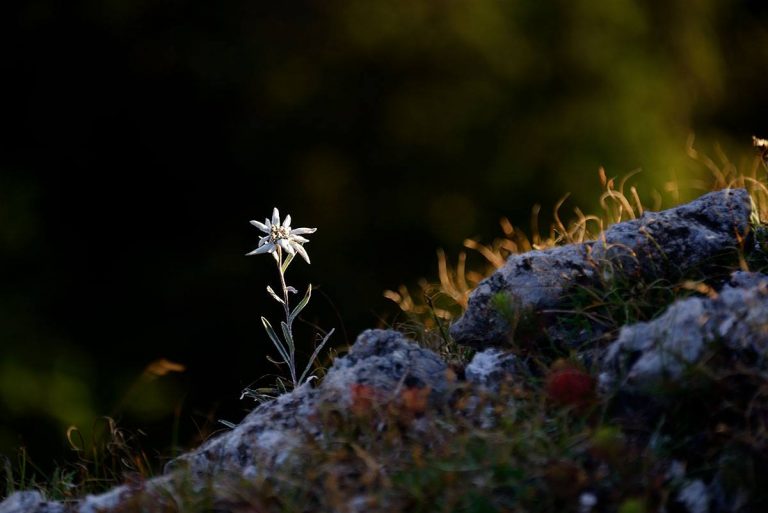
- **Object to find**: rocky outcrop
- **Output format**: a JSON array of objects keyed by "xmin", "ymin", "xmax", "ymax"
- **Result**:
[
  {"xmin": 167, "ymin": 329, "xmax": 451, "ymax": 483},
  {"xmin": 450, "ymin": 188, "xmax": 751, "ymax": 348},
  {"xmin": 1, "ymin": 330, "xmax": 451, "ymax": 513},
  {"xmin": 593, "ymin": 270, "xmax": 768, "ymax": 513},
  {"xmin": 599, "ymin": 271, "xmax": 768, "ymax": 392},
  {"xmin": 1, "ymin": 189, "xmax": 763, "ymax": 513}
]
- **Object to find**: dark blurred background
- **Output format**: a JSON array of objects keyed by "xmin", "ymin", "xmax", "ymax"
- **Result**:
[{"xmin": 2, "ymin": 0, "xmax": 768, "ymax": 472}]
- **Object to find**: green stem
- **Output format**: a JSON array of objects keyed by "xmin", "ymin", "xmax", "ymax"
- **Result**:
[{"xmin": 275, "ymin": 246, "xmax": 297, "ymax": 386}]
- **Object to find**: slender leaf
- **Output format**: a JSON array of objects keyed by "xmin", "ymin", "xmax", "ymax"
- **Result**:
[
  {"xmin": 261, "ymin": 317, "xmax": 290, "ymax": 365},
  {"xmin": 298, "ymin": 328, "xmax": 335, "ymax": 385},
  {"xmin": 266, "ymin": 285, "xmax": 284, "ymax": 304},
  {"xmin": 280, "ymin": 321, "xmax": 294, "ymax": 353},
  {"xmin": 289, "ymin": 284, "xmax": 312, "ymax": 324},
  {"xmin": 286, "ymin": 286, "xmax": 298, "ymax": 294}
]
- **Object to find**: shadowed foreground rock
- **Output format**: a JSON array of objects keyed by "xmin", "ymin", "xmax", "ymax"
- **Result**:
[
  {"xmin": 596, "ymin": 270, "xmax": 768, "ymax": 512},
  {"xmin": 600, "ymin": 271, "xmax": 768, "ymax": 391},
  {"xmin": 167, "ymin": 329, "xmax": 450, "ymax": 482},
  {"xmin": 450, "ymin": 188, "xmax": 751, "ymax": 348},
  {"xmin": 0, "ymin": 330, "xmax": 450, "ymax": 513}
]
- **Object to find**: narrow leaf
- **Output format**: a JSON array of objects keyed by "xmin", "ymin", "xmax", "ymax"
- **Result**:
[
  {"xmin": 261, "ymin": 317, "xmax": 290, "ymax": 365},
  {"xmin": 280, "ymin": 321, "xmax": 294, "ymax": 353},
  {"xmin": 289, "ymin": 284, "xmax": 312, "ymax": 324},
  {"xmin": 218, "ymin": 420, "xmax": 237, "ymax": 429},
  {"xmin": 286, "ymin": 286, "xmax": 298, "ymax": 294},
  {"xmin": 266, "ymin": 285, "xmax": 284, "ymax": 304}
]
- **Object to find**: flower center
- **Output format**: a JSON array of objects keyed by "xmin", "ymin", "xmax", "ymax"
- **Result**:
[{"xmin": 270, "ymin": 225, "xmax": 289, "ymax": 241}]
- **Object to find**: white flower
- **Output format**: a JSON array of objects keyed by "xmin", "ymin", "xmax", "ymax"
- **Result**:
[{"xmin": 247, "ymin": 207, "xmax": 316, "ymax": 264}]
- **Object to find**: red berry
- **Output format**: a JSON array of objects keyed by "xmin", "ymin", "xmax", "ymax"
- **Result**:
[{"xmin": 545, "ymin": 367, "xmax": 595, "ymax": 406}]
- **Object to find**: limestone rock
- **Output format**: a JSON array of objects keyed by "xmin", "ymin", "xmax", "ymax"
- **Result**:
[
  {"xmin": 599, "ymin": 271, "xmax": 768, "ymax": 391},
  {"xmin": 0, "ymin": 492, "xmax": 61, "ymax": 513},
  {"xmin": 169, "ymin": 329, "xmax": 450, "ymax": 482},
  {"xmin": 464, "ymin": 348, "xmax": 524, "ymax": 391},
  {"xmin": 321, "ymin": 328, "xmax": 450, "ymax": 407},
  {"xmin": 450, "ymin": 188, "xmax": 751, "ymax": 348},
  {"xmin": 0, "ymin": 330, "xmax": 449, "ymax": 512}
]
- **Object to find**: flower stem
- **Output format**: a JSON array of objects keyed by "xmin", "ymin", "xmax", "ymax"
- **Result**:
[{"xmin": 275, "ymin": 246, "xmax": 297, "ymax": 386}]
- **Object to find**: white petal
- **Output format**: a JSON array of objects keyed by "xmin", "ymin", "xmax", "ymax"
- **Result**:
[
  {"xmin": 284, "ymin": 214, "xmax": 291, "ymax": 229},
  {"xmin": 272, "ymin": 208, "xmax": 280, "ymax": 227},
  {"xmin": 290, "ymin": 227, "xmax": 316, "ymax": 236},
  {"xmin": 279, "ymin": 239, "xmax": 295, "ymax": 254},
  {"xmin": 246, "ymin": 243, "xmax": 274, "ymax": 256},
  {"xmin": 294, "ymin": 242, "xmax": 311, "ymax": 264},
  {"xmin": 250, "ymin": 220, "xmax": 269, "ymax": 233},
  {"xmin": 264, "ymin": 217, "xmax": 271, "ymax": 229},
  {"xmin": 290, "ymin": 235, "xmax": 309, "ymax": 243},
  {"xmin": 258, "ymin": 235, "xmax": 270, "ymax": 246}
]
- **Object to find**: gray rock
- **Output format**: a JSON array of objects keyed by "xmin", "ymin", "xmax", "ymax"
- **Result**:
[
  {"xmin": 462, "ymin": 349, "xmax": 525, "ymax": 430},
  {"xmin": 726, "ymin": 270, "xmax": 768, "ymax": 290},
  {"xmin": 165, "ymin": 381, "xmax": 317, "ymax": 484},
  {"xmin": 464, "ymin": 348, "xmax": 524, "ymax": 391},
  {"xmin": 321, "ymin": 328, "xmax": 450, "ymax": 407},
  {"xmin": 600, "ymin": 271, "xmax": 768, "ymax": 391},
  {"xmin": 77, "ymin": 479, "xmax": 176, "ymax": 513},
  {"xmin": 170, "ymin": 329, "xmax": 450, "ymax": 482},
  {"xmin": 0, "ymin": 492, "xmax": 61, "ymax": 513},
  {"xmin": 0, "ymin": 330, "xmax": 448, "ymax": 512},
  {"xmin": 450, "ymin": 189, "xmax": 751, "ymax": 348},
  {"xmin": 450, "ymin": 244, "xmax": 591, "ymax": 347},
  {"xmin": 678, "ymin": 480, "xmax": 710, "ymax": 513},
  {"xmin": 590, "ymin": 188, "xmax": 750, "ymax": 279}
]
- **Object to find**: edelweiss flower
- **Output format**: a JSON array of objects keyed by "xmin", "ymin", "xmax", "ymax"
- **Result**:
[{"xmin": 247, "ymin": 207, "xmax": 316, "ymax": 264}]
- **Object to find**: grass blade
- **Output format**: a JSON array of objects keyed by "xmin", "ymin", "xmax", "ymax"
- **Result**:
[
  {"xmin": 280, "ymin": 321, "xmax": 294, "ymax": 354},
  {"xmin": 298, "ymin": 328, "xmax": 335, "ymax": 385}
]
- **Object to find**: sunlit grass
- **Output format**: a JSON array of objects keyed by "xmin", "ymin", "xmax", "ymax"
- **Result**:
[
  {"xmin": 387, "ymin": 139, "xmax": 768, "ymax": 345},
  {"xmin": 1, "ymin": 417, "xmax": 155, "ymax": 501}
]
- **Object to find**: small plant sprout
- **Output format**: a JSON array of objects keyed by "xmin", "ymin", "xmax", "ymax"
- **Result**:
[{"xmin": 246, "ymin": 207, "xmax": 334, "ymax": 390}]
